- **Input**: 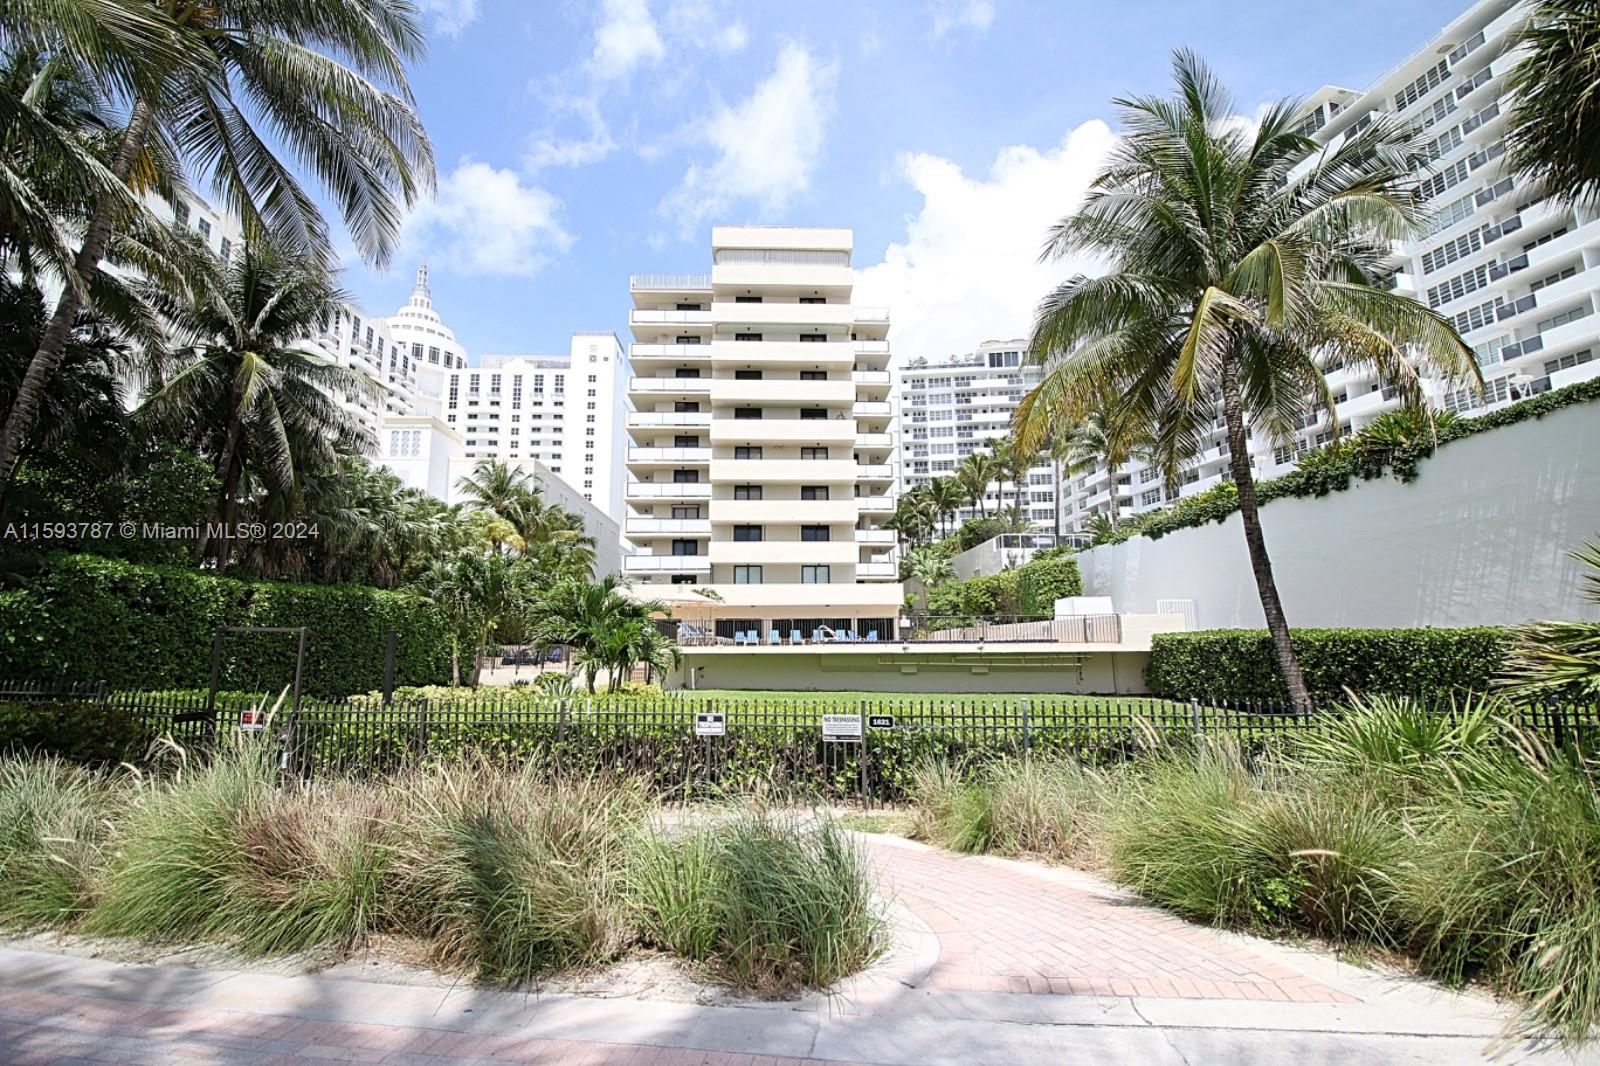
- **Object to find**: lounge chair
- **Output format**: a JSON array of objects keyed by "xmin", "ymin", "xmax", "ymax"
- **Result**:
[
  {"xmin": 767, "ymin": 630, "xmax": 781, "ymax": 646},
  {"xmin": 790, "ymin": 629, "xmax": 803, "ymax": 644}
]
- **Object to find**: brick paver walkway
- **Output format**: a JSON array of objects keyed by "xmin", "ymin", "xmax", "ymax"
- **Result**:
[
  {"xmin": 865, "ymin": 838, "xmax": 1358, "ymax": 1003},
  {"xmin": 0, "ymin": 986, "xmax": 857, "ymax": 1066}
]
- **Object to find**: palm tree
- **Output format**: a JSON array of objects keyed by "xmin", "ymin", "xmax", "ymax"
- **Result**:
[
  {"xmin": 0, "ymin": 0, "xmax": 436, "ymax": 501},
  {"xmin": 1013, "ymin": 52, "xmax": 1478, "ymax": 707},
  {"xmin": 992, "ymin": 438, "xmax": 1039, "ymax": 521},
  {"xmin": 1506, "ymin": 1, "xmax": 1600, "ymax": 205},
  {"xmin": 456, "ymin": 459, "xmax": 542, "ymax": 531},
  {"xmin": 409, "ymin": 549, "xmax": 536, "ymax": 686},
  {"xmin": 140, "ymin": 238, "xmax": 374, "ymax": 566},
  {"xmin": 955, "ymin": 450, "xmax": 998, "ymax": 520},
  {"xmin": 1057, "ymin": 409, "xmax": 1155, "ymax": 532},
  {"xmin": 533, "ymin": 575, "xmax": 670, "ymax": 694},
  {"xmin": 887, "ymin": 488, "xmax": 936, "ymax": 549},
  {"xmin": 906, "ymin": 546, "xmax": 954, "ymax": 616},
  {"xmin": 929, "ymin": 477, "xmax": 965, "ymax": 539},
  {"xmin": 1043, "ymin": 427, "xmax": 1079, "ymax": 540}
]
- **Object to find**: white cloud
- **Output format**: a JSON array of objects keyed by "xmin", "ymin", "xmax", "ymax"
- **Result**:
[
  {"xmin": 853, "ymin": 121, "xmax": 1119, "ymax": 367},
  {"xmin": 589, "ymin": 0, "xmax": 665, "ymax": 80},
  {"xmin": 927, "ymin": 0, "xmax": 996, "ymax": 38},
  {"xmin": 658, "ymin": 43, "xmax": 838, "ymax": 234},
  {"xmin": 524, "ymin": 93, "xmax": 617, "ymax": 170},
  {"xmin": 402, "ymin": 160, "xmax": 573, "ymax": 277},
  {"xmin": 415, "ymin": 0, "xmax": 480, "ymax": 38},
  {"xmin": 664, "ymin": 0, "xmax": 748, "ymax": 53}
]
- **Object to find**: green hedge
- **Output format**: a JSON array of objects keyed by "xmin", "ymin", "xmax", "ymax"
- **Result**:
[
  {"xmin": 927, "ymin": 550, "xmax": 1083, "ymax": 617},
  {"xmin": 1144, "ymin": 627, "xmax": 1510, "ymax": 700},
  {"xmin": 0, "ymin": 554, "xmax": 451, "ymax": 697},
  {"xmin": 1102, "ymin": 378, "xmax": 1600, "ymax": 545}
]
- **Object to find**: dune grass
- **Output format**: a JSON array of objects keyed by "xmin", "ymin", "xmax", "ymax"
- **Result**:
[{"xmin": 0, "ymin": 757, "xmax": 122, "ymax": 928}]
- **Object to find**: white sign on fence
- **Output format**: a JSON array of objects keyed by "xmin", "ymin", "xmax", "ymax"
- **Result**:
[
  {"xmin": 821, "ymin": 713, "xmax": 863, "ymax": 743},
  {"xmin": 694, "ymin": 712, "xmax": 726, "ymax": 737}
]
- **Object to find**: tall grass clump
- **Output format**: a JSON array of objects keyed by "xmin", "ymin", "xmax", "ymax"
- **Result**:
[
  {"xmin": 391, "ymin": 761, "xmax": 644, "ymax": 985},
  {"xmin": 91, "ymin": 738, "xmax": 394, "ymax": 955},
  {"xmin": 0, "ymin": 757, "xmax": 122, "ymax": 928},
  {"xmin": 631, "ymin": 812, "xmax": 881, "ymax": 993},
  {"xmin": 908, "ymin": 761, "xmax": 993, "ymax": 853},
  {"xmin": 909, "ymin": 758, "xmax": 1105, "ymax": 863},
  {"xmin": 1399, "ymin": 732, "xmax": 1600, "ymax": 1047}
]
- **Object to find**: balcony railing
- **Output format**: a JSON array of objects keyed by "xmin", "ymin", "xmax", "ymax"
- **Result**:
[
  {"xmin": 630, "ymin": 274, "xmax": 711, "ymax": 290},
  {"xmin": 624, "ymin": 482, "xmax": 712, "ymax": 499},
  {"xmin": 672, "ymin": 614, "xmax": 1125, "ymax": 647},
  {"xmin": 630, "ymin": 377, "xmax": 712, "ymax": 393},
  {"xmin": 622, "ymin": 555, "xmax": 711, "ymax": 573}
]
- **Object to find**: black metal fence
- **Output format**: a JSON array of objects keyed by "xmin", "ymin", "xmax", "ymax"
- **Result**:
[{"xmin": 5, "ymin": 682, "xmax": 1598, "ymax": 803}]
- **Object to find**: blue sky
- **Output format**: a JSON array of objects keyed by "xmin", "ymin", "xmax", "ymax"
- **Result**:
[{"xmin": 343, "ymin": 0, "xmax": 1473, "ymax": 364}]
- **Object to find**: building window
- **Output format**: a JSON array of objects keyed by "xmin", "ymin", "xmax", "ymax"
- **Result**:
[
  {"xmin": 801, "ymin": 447, "xmax": 828, "ymax": 460},
  {"xmin": 674, "ymin": 401, "xmax": 701, "ymax": 413},
  {"xmin": 734, "ymin": 485, "xmax": 763, "ymax": 500},
  {"xmin": 733, "ymin": 525, "xmax": 763, "ymax": 542},
  {"xmin": 734, "ymin": 407, "xmax": 762, "ymax": 420},
  {"xmin": 672, "ymin": 469, "xmax": 700, "ymax": 484},
  {"xmin": 674, "ymin": 434, "xmax": 700, "ymax": 447},
  {"xmin": 671, "ymin": 539, "xmax": 699, "ymax": 556},
  {"xmin": 801, "ymin": 565, "xmax": 830, "ymax": 583},
  {"xmin": 800, "ymin": 408, "xmax": 826, "ymax": 420},
  {"xmin": 674, "ymin": 367, "xmax": 702, "ymax": 378},
  {"xmin": 800, "ymin": 370, "xmax": 827, "ymax": 381},
  {"xmin": 671, "ymin": 506, "xmax": 701, "ymax": 519},
  {"xmin": 801, "ymin": 525, "xmax": 830, "ymax": 542},
  {"xmin": 734, "ymin": 446, "xmax": 763, "ymax": 459},
  {"xmin": 800, "ymin": 485, "xmax": 829, "ymax": 500},
  {"xmin": 799, "ymin": 297, "xmax": 825, "ymax": 305},
  {"xmin": 799, "ymin": 333, "xmax": 826, "ymax": 343},
  {"xmin": 671, "ymin": 574, "xmax": 696, "ymax": 584},
  {"xmin": 735, "ymin": 332, "xmax": 763, "ymax": 342},
  {"xmin": 735, "ymin": 295, "xmax": 763, "ymax": 303},
  {"xmin": 734, "ymin": 566, "xmax": 763, "ymax": 584},
  {"xmin": 735, "ymin": 369, "xmax": 763, "ymax": 380}
]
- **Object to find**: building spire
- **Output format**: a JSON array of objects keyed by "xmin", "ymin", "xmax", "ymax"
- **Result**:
[{"xmin": 412, "ymin": 262, "xmax": 430, "ymax": 300}]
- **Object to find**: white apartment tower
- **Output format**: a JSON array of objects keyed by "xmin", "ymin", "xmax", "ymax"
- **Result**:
[
  {"xmin": 439, "ymin": 333, "xmax": 629, "ymax": 519},
  {"xmin": 899, "ymin": 341, "xmax": 1065, "ymax": 529},
  {"xmin": 623, "ymin": 226, "xmax": 903, "ymax": 639},
  {"xmin": 384, "ymin": 264, "xmax": 468, "ymax": 419}
]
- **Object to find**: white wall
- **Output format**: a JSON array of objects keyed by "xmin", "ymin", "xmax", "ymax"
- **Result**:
[{"xmin": 1077, "ymin": 401, "xmax": 1600, "ymax": 629}]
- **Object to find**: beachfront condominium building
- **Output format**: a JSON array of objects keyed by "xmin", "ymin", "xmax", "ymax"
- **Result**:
[
  {"xmin": 1048, "ymin": 0, "xmax": 1600, "ymax": 533},
  {"xmin": 623, "ymin": 226, "xmax": 903, "ymax": 640},
  {"xmin": 898, "ymin": 340, "xmax": 1066, "ymax": 531},
  {"xmin": 384, "ymin": 263, "xmax": 467, "ymax": 419},
  {"xmin": 437, "ymin": 333, "xmax": 629, "ymax": 520}
]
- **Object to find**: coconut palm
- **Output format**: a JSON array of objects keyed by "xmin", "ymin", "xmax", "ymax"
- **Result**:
[
  {"xmin": 955, "ymin": 450, "xmax": 998, "ymax": 520},
  {"xmin": 1013, "ymin": 51, "xmax": 1479, "ymax": 706},
  {"xmin": 1501, "ymin": 540, "xmax": 1600, "ymax": 700},
  {"xmin": 140, "ymin": 238, "xmax": 375, "ymax": 567},
  {"xmin": 906, "ymin": 545, "xmax": 954, "ymax": 615},
  {"xmin": 0, "ymin": 0, "xmax": 436, "ymax": 501},
  {"xmin": 1043, "ymin": 427, "xmax": 1079, "ymax": 540},
  {"xmin": 1056, "ymin": 409, "xmax": 1158, "ymax": 531},
  {"xmin": 928, "ymin": 477, "xmax": 965, "ymax": 539},
  {"xmin": 456, "ymin": 459, "xmax": 542, "ymax": 531},
  {"xmin": 1506, "ymin": 1, "xmax": 1600, "ymax": 205},
  {"xmin": 887, "ymin": 487, "xmax": 937, "ymax": 549},
  {"xmin": 533, "ymin": 575, "xmax": 670, "ymax": 694},
  {"xmin": 992, "ymin": 438, "xmax": 1039, "ymax": 520}
]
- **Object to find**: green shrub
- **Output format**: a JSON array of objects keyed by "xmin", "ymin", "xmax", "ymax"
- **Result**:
[
  {"xmin": 1145, "ymin": 627, "xmax": 1509, "ymax": 700},
  {"xmin": 391, "ymin": 763, "xmax": 644, "ymax": 985},
  {"xmin": 909, "ymin": 759, "xmax": 1103, "ymax": 863},
  {"xmin": 0, "ymin": 757, "xmax": 121, "ymax": 927},
  {"xmin": 0, "ymin": 697, "xmax": 152, "ymax": 764},
  {"xmin": 0, "ymin": 553, "xmax": 452, "ymax": 697},
  {"xmin": 925, "ymin": 552, "xmax": 1083, "ymax": 618},
  {"xmin": 633, "ymin": 812, "xmax": 880, "ymax": 993}
]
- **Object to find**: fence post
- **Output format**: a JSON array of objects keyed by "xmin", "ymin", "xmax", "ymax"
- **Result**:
[
  {"xmin": 417, "ymin": 697, "xmax": 430, "ymax": 762},
  {"xmin": 382, "ymin": 630, "xmax": 398, "ymax": 706},
  {"xmin": 1549, "ymin": 695, "xmax": 1568, "ymax": 751},
  {"xmin": 1021, "ymin": 698, "xmax": 1032, "ymax": 759},
  {"xmin": 1190, "ymin": 697, "xmax": 1204, "ymax": 751},
  {"xmin": 858, "ymin": 698, "xmax": 869, "ymax": 810}
]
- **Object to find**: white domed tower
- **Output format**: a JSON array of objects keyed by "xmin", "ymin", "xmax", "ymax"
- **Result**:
[{"xmin": 386, "ymin": 263, "xmax": 467, "ymax": 417}]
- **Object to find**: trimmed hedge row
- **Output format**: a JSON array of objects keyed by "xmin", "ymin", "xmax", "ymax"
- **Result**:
[
  {"xmin": 1102, "ymin": 377, "xmax": 1600, "ymax": 545},
  {"xmin": 1144, "ymin": 627, "xmax": 1510, "ymax": 700},
  {"xmin": 927, "ymin": 549, "xmax": 1083, "ymax": 617},
  {"xmin": 0, "ymin": 554, "xmax": 451, "ymax": 697}
]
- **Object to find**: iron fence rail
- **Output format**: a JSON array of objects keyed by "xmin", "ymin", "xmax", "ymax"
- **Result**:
[{"xmin": 5, "ymin": 682, "xmax": 1598, "ymax": 803}]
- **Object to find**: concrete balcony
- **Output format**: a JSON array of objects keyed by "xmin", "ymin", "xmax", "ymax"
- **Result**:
[
  {"xmin": 710, "ymin": 262, "xmax": 853, "ymax": 290},
  {"xmin": 630, "ymin": 274, "xmax": 712, "ymax": 292},
  {"xmin": 711, "ymin": 301, "xmax": 854, "ymax": 327},
  {"xmin": 623, "ymin": 555, "xmax": 711, "ymax": 574},
  {"xmin": 857, "ymin": 561, "xmax": 898, "ymax": 579},
  {"xmin": 630, "ymin": 309, "xmax": 711, "ymax": 327},
  {"xmin": 852, "ymin": 400, "xmax": 893, "ymax": 419},
  {"xmin": 712, "ymin": 498, "xmax": 859, "ymax": 524},
  {"xmin": 626, "ymin": 518, "xmax": 711, "ymax": 536},
  {"xmin": 710, "ymin": 418, "xmax": 857, "ymax": 446},
  {"xmin": 855, "ymin": 432, "xmax": 894, "ymax": 450},
  {"xmin": 628, "ymin": 343, "xmax": 711, "ymax": 362},
  {"xmin": 709, "ymin": 458, "xmax": 858, "ymax": 484},
  {"xmin": 626, "ymin": 447, "xmax": 712, "ymax": 465},
  {"xmin": 1336, "ymin": 389, "xmax": 1389, "ymax": 420},
  {"xmin": 712, "ymin": 379, "xmax": 854, "ymax": 406},
  {"xmin": 856, "ymin": 463, "xmax": 894, "ymax": 481},
  {"xmin": 853, "ymin": 307, "xmax": 889, "ymax": 324},
  {"xmin": 624, "ymin": 482, "xmax": 712, "ymax": 501},
  {"xmin": 851, "ymin": 370, "xmax": 891, "ymax": 387},
  {"xmin": 854, "ymin": 340, "xmax": 890, "ymax": 355},
  {"xmin": 857, "ymin": 496, "xmax": 894, "ymax": 514},
  {"xmin": 855, "ymin": 528, "xmax": 897, "ymax": 545},
  {"xmin": 710, "ymin": 339, "xmax": 854, "ymax": 368},
  {"xmin": 712, "ymin": 540, "xmax": 859, "ymax": 566},
  {"xmin": 631, "ymin": 376, "xmax": 711, "ymax": 393},
  {"xmin": 627, "ymin": 411, "xmax": 711, "ymax": 429}
]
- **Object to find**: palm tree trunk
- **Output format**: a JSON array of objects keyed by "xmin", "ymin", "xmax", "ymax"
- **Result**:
[
  {"xmin": 450, "ymin": 641, "xmax": 461, "ymax": 687},
  {"xmin": 1053, "ymin": 459, "xmax": 1063, "ymax": 539},
  {"xmin": 194, "ymin": 410, "xmax": 245, "ymax": 566},
  {"xmin": 0, "ymin": 97, "xmax": 155, "ymax": 501},
  {"xmin": 1219, "ymin": 358, "xmax": 1312, "ymax": 708}
]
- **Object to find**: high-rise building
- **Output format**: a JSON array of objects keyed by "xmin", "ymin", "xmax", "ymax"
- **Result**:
[
  {"xmin": 898, "ymin": 340, "xmax": 1065, "ymax": 529},
  {"xmin": 437, "ymin": 332, "xmax": 628, "ymax": 519},
  {"xmin": 1037, "ymin": 0, "xmax": 1600, "ymax": 534},
  {"xmin": 622, "ymin": 226, "xmax": 902, "ymax": 637},
  {"xmin": 383, "ymin": 263, "xmax": 467, "ymax": 420}
]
